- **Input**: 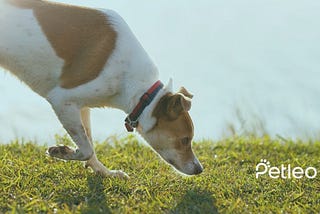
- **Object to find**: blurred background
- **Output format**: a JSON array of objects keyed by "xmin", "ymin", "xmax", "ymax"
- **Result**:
[{"xmin": 1, "ymin": 0, "xmax": 320, "ymax": 144}]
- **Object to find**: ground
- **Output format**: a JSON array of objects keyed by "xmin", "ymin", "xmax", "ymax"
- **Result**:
[{"xmin": 0, "ymin": 135, "xmax": 319, "ymax": 213}]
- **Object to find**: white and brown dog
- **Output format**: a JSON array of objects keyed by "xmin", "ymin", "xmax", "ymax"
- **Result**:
[{"xmin": 0, "ymin": 0, "xmax": 203, "ymax": 178}]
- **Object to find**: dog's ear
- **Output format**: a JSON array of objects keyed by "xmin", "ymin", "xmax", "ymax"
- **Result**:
[
  {"xmin": 154, "ymin": 93, "xmax": 192, "ymax": 120},
  {"xmin": 166, "ymin": 93, "xmax": 192, "ymax": 120},
  {"xmin": 178, "ymin": 87, "xmax": 193, "ymax": 99}
]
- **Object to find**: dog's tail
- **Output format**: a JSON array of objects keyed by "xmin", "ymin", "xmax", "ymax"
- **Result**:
[{"xmin": 7, "ymin": 0, "xmax": 42, "ymax": 9}]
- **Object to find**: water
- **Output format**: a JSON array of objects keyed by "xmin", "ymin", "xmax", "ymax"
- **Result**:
[{"xmin": 1, "ymin": 0, "xmax": 320, "ymax": 143}]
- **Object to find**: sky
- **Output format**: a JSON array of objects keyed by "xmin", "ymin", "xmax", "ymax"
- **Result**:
[{"xmin": 1, "ymin": 0, "xmax": 320, "ymax": 143}]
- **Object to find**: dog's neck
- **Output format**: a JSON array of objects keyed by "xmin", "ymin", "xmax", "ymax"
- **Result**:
[{"xmin": 123, "ymin": 79, "xmax": 173, "ymax": 133}]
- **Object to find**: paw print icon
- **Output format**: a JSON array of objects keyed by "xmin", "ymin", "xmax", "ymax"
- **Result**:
[{"xmin": 256, "ymin": 159, "xmax": 271, "ymax": 178}]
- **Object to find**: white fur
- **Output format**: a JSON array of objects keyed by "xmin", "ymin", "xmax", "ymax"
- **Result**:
[
  {"xmin": 0, "ymin": 1, "xmax": 203, "ymax": 177},
  {"xmin": 0, "ymin": 0, "xmax": 173, "ymax": 178},
  {"xmin": 0, "ymin": 1, "xmax": 167, "ymax": 127},
  {"xmin": 0, "ymin": 0, "xmax": 63, "ymax": 96}
]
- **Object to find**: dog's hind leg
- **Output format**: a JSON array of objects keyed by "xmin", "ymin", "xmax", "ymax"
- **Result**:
[
  {"xmin": 81, "ymin": 107, "xmax": 93, "ymax": 142},
  {"xmin": 81, "ymin": 107, "xmax": 129, "ymax": 179}
]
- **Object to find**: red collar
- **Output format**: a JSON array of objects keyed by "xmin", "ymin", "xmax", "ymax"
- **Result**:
[{"xmin": 125, "ymin": 80, "xmax": 164, "ymax": 132}]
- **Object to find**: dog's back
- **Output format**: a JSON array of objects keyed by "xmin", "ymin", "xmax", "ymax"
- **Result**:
[{"xmin": 0, "ymin": 0, "xmax": 158, "ymax": 99}]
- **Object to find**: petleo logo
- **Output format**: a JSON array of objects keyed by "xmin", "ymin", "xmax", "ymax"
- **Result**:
[{"xmin": 256, "ymin": 159, "xmax": 317, "ymax": 179}]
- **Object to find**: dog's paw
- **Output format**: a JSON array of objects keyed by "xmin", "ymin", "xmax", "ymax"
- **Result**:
[
  {"xmin": 47, "ymin": 145, "xmax": 93, "ymax": 161},
  {"xmin": 108, "ymin": 170, "xmax": 130, "ymax": 180},
  {"xmin": 85, "ymin": 157, "xmax": 130, "ymax": 179},
  {"xmin": 47, "ymin": 145, "xmax": 74, "ymax": 160},
  {"xmin": 95, "ymin": 169, "xmax": 129, "ymax": 180}
]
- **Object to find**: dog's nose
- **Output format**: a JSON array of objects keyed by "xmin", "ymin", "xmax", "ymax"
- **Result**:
[
  {"xmin": 192, "ymin": 158, "xmax": 203, "ymax": 175},
  {"xmin": 193, "ymin": 164, "xmax": 203, "ymax": 175}
]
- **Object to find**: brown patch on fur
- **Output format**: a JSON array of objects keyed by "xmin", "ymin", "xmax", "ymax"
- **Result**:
[
  {"xmin": 9, "ymin": 0, "xmax": 117, "ymax": 89},
  {"xmin": 152, "ymin": 93, "xmax": 195, "ymax": 161}
]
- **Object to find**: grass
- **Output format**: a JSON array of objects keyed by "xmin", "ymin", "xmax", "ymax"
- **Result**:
[{"xmin": 0, "ymin": 134, "xmax": 320, "ymax": 213}]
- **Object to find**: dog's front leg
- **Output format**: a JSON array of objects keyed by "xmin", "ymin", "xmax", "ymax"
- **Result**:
[
  {"xmin": 81, "ymin": 108, "xmax": 129, "ymax": 179},
  {"xmin": 47, "ymin": 100, "xmax": 94, "ymax": 161}
]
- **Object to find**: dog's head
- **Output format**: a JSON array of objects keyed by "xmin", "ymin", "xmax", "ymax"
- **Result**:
[{"xmin": 138, "ymin": 85, "xmax": 203, "ymax": 175}]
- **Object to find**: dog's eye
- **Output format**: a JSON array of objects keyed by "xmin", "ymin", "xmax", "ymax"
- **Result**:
[{"xmin": 181, "ymin": 137, "xmax": 190, "ymax": 145}]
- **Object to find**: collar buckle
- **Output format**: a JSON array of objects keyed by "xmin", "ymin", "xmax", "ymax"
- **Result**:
[{"xmin": 125, "ymin": 116, "xmax": 139, "ymax": 132}]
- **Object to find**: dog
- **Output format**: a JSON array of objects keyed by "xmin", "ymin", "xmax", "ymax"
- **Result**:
[{"xmin": 0, "ymin": 0, "xmax": 203, "ymax": 178}]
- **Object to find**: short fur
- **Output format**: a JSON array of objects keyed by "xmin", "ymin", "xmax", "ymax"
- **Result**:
[{"xmin": 0, "ymin": 0, "xmax": 203, "ymax": 178}]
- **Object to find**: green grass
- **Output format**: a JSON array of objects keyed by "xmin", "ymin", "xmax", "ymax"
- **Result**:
[{"xmin": 0, "ymin": 135, "xmax": 320, "ymax": 213}]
